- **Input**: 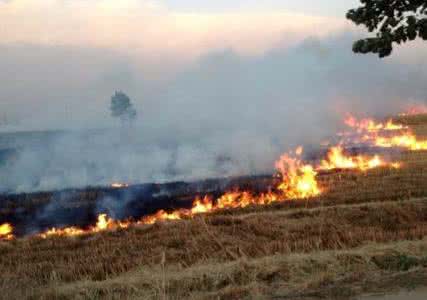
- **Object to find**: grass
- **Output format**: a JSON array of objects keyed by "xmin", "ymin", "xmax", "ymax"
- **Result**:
[
  {"xmin": 394, "ymin": 113, "xmax": 427, "ymax": 137},
  {"xmin": 2, "ymin": 237, "xmax": 426, "ymax": 299},
  {"xmin": 1, "ymin": 115, "xmax": 427, "ymax": 299},
  {"xmin": 1, "ymin": 198, "xmax": 427, "ymax": 299}
]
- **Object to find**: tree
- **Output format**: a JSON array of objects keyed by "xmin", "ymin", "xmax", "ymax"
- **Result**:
[
  {"xmin": 110, "ymin": 91, "xmax": 137, "ymax": 123},
  {"xmin": 347, "ymin": 1, "xmax": 427, "ymax": 57}
]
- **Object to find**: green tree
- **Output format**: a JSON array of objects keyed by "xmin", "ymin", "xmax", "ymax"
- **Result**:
[
  {"xmin": 110, "ymin": 91, "xmax": 137, "ymax": 123},
  {"xmin": 347, "ymin": 1, "xmax": 427, "ymax": 57}
]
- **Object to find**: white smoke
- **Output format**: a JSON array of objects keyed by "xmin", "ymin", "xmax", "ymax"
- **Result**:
[{"xmin": 1, "ymin": 32, "xmax": 427, "ymax": 193}]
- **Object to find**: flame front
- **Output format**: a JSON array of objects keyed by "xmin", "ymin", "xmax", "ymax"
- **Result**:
[
  {"xmin": 345, "ymin": 115, "xmax": 427, "ymax": 151},
  {"xmin": 34, "ymin": 140, "xmax": 401, "ymax": 239},
  {"xmin": 399, "ymin": 104, "xmax": 427, "ymax": 116},
  {"xmin": 191, "ymin": 196, "xmax": 214, "ymax": 214},
  {"xmin": 140, "ymin": 210, "xmax": 182, "ymax": 225},
  {"xmin": 344, "ymin": 114, "xmax": 406, "ymax": 133},
  {"xmin": 0, "ymin": 223, "xmax": 14, "ymax": 240},
  {"xmin": 13, "ymin": 111, "xmax": 427, "ymax": 240},
  {"xmin": 39, "ymin": 214, "xmax": 131, "ymax": 238},
  {"xmin": 319, "ymin": 146, "xmax": 399, "ymax": 171},
  {"xmin": 374, "ymin": 134, "xmax": 427, "ymax": 151},
  {"xmin": 111, "ymin": 182, "xmax": 129, "ymax": 188},
  {"xmin": 275, "ymin": 153, "xmax": 320, "ymax": 199}
]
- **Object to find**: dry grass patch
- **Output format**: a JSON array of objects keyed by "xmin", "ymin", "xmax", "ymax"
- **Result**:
[
  {"xmin": 12, "ymin": 239, "xmax": 426, "ymax": 300},
  {"xmin": 1, "ymin": 198, "xmax": 427, "ymax": 299}
]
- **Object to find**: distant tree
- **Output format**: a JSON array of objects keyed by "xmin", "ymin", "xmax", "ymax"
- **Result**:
[
  {"xmin": 110, "ymin": 91, "xmax": 137, "ymax": 123},
  {"xmin": 347, "ymin": 1, "xmax": 427, "ymax": 57}
]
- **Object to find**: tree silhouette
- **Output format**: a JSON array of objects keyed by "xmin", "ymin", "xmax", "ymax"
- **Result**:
[
  {"xmin": 110, "ymin": 91, "xmax": 137, "ymax": 123},
  {"xmin": 347, "ymin": 1, "xmax": 427, "ymax": 57}
]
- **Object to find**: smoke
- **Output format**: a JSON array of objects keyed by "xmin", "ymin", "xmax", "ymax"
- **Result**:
[{"xmin": 1, "ymin": 31, "xmax": 427, "ymax": 193}]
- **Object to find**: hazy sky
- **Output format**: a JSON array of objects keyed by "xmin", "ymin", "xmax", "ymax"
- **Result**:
[
  {"xmin": 0, "ymin": 0, "xmax": 359, "ymax": 15},
  {"xmin": 0, "ymin": 0, "xmax": 352, "ymax": 58},
  {"xmin": 0, "ymin": 0, "xmax": 425, "ymax": 131},
  {"xmin": 164, "ymin": 0, "xmax": 359, "ymax": 16}
]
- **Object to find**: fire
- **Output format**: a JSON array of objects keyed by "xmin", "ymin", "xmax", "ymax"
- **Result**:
[
  {"xmin": 93, "ymin": 214, "xmax": 129, "ymax": 231},
  {"xmin": 343, "ymin": 115, "xmax": 427, "ymax": 152},
  {"xmin": 191, "ymin": 196, "xmax": 214, "ymax": 214},
  {"xmin": 8, "ymin": 112, "xmax": 423, "ymax": 241},
  {"xmin": 275, "ymin": 153, "xmax": 320, "ymax": 199},
  {"xmin": 95, "ymin": 214, "xmax": 111, "ymax": 230},
  {"xmin": 295, "ymin": 146, "xmax": 304, "ymax": 156},
  {"xmin": 0, "ymin": 223, "xmax": 14, "ymax": 240},
  {"xmin": 36, "ymin": 148, "xmax": 325, "ymax": 239},
  {"xmin": 344, "ymin": 114, "xmax": 405, "ymax": 132},
  {"xmin": 39, "ymin": 214, "xmax": 130, "ymax": 238},
  {"xmin": 139, "ymin": 210, "xmax": 182, "ymax": 225},
  {"xmin": 39, "ymin": 227, "xmax": 86, "ymax": 238},
  {"xmin": 111, "ymin": 182, "xmax": 129, "ymax": 188},
  {"xmin": 399, "ymin": 104, "xmax": 427, "ymax": 116},
  {"xmin": 40, "ymin": 138, "xmax": 407, "ymax": 239},
  {"xmin": 374, "ymin": 133, "xmax": 427, "ymax": 151},
  {"xmin": 216, "ymin": 191, "xmax": 254, "ymax": 209},
  {"xmin": 318, "ymin": 146, "xmax": 398, "ymax": 171}
]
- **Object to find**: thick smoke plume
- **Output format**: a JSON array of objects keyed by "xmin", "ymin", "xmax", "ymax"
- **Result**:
[{"xmin": 1, "ymin": 33, "xmax": 427, "ymax": 193}]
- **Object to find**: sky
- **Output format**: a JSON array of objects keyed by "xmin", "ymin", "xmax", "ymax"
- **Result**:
[
  {"xmin": 0, "ymin": 0, "xmax": 353, "ymax": 58},
  {"xmin": 0, "ymin": 0, "xmax": 360, "ymax": 129},
  {"xmin": 0, "ymin": 0, "xmax": 425, "ymax": 131},
  {"xmin": 163, "ymin": 0, "xmax": 359, "ymax": 16}
]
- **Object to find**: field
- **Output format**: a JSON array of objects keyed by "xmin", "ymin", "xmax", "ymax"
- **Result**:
[{"xmin": 1, "ymin": 115, "xmax": 427, "ymax": 299}]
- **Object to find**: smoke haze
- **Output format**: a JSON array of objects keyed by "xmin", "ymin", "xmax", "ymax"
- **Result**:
[{"xmin": 1, "ymin": 1, "xmax": 427, "ymax": 193}]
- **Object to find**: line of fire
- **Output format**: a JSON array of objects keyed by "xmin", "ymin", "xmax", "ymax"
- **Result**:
[{"xmin": 2, "ymin": 107, "xmax": 427, "ymax": 241}]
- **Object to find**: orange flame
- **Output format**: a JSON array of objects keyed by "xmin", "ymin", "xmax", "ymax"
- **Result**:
[
  {"xmin": 111, "ymin": 182, "xmax": 129, "ymax": 188},
  {"xmin": 343, "ymin": 115, "xmax": 427, "ymax": 152},
  {"xmin": 36, "ymin": 146, "xmax": 327, "ymax": 238},
  {"xmin": 191, "ymin": 196, "xmax": 214, "ymax": 214},
  {"xmin": 399, "ymin": 104, "xmax": 427, "ymax": 116},
  {"xmin": 318, "ymin": 146, "xmax": 399, "ymax": 171},
  {"xmin": 374, "ymin": 133, "xmax": 427, "ymax": 151},
  {"xmin": 38, "ymin": 214, "xmax": 130, "ymax": 238},
  {"xmin": 344, "ymin": 114, "xmax": 405, "ymax": 133},
  {"xmin": 295, "ymin": 146, "xmax": 304, "ymax": 156},
  {"xmin": 275, "ymin": 153, "xmax": 321, "ymax": 199},
  {"xmin": 139, "ymin": 210, "xmax": 182, "ymax": 225},
  {"xmin": 14, "ymin": 112, "xmax": 425, "ymax": 240},
  {"xmin": 0, "ymin": 223, "xmax": 14, "ymax": 240},
  {"xmin": 37, "ymin": 133, "xmax": 411, "ymax": 240}
]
